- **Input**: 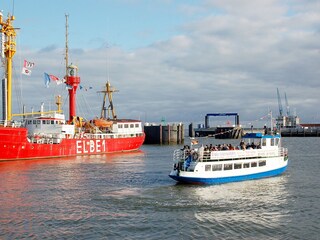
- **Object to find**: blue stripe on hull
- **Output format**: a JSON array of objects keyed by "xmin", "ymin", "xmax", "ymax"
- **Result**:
[{"xmin": 169, "ymin": 165, "xmax": 288, "ymax": 185}]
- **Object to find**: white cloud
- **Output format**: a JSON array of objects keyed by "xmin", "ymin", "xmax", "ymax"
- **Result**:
[{"xmin": 2, "ymin": 0, "xmax": 320, "ymax": 126}]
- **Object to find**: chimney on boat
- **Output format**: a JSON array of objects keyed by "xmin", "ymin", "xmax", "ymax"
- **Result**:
[{"xmin": 65, "ymin": 64, "xmax": 80, "ymax": 123}]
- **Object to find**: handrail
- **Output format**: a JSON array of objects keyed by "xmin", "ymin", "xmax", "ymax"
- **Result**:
[{"xmin": 173, "ymin": 147, "xmax": 285, "ymax": 162}]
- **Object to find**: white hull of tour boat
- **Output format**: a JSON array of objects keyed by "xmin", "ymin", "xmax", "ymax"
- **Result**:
[{"xmin": 169, "ymin": 133, "xmax": 288, "ymax": 184}]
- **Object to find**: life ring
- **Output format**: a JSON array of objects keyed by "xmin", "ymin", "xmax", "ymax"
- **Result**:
[{"xmin": 192, "ymin": 152, "xmax": 199, "ymax": 161}]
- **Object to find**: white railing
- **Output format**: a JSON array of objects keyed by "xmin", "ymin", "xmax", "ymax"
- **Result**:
[
  {"xmin": 173, "ymin": 149, "xmax": 185, "ymax": 162},
  {"xmin": 207, "ymin": 148, "xmax": 279, "ymax": 160},
  {"xmin": 173, "ymin": 147, "xmax": 285, "ymax": 163},
  {"xmin": 0, "ymin": 120, "xmax": 23, "ymax": 128}
]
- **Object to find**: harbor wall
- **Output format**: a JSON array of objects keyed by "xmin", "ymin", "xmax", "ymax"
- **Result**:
[
  {"xmin": 281, "ymin": 128, "xmax": 320, "ymax": 137},
  {"xmin": 144, "ymin": 123, "xmax": 184, "ymax": 144}
]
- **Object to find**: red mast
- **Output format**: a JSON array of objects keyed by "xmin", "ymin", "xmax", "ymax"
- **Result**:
[{"xmin": 66, "ymin": 65, "xmax": 80, "ymax": 123}]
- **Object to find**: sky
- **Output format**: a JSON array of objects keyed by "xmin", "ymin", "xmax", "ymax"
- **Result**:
[{"xmin": 1, "ymin": 0, "xmax": 320, "ymax": 127}]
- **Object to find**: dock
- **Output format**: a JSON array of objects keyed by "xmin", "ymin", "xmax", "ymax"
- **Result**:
[
  {"xmin": 190, "ymin": 112, "xmax": 266, "ymax": 139},
  {"xmin": 144, "ymin": 123, "xmax": 184, "ymax": 144},
  {"xmin": 280, "ymin": 127, "xmax": 320, "ymax": 137}
]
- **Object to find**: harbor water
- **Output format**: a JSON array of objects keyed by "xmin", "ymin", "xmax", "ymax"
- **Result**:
[{"xmin": 0, "ymin": 137, "xmax": 319, "ymax": 239}]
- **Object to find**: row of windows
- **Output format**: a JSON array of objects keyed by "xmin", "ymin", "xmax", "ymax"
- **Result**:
[
  {"xmin": 118, "ymin": 123, "xmax": 140, "ymax": 129},
  {"xmin": 261, "ymin": 138, "xmax": 280, "ymax": 146},
  {"xmin": 26, "ymin": 120, "xmax": 60, "ymax": 125},
  {"xmin": 205, "ymin": 160, "xmax": 267, "ymax": 171},
  {"xmin": 83, "ymin": 133, "xmax": 144, "ymax": 139}
]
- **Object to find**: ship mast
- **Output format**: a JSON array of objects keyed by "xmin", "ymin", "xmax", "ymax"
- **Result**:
[
  {"xmin": 65, "ymin": 14, "xmax": 69, "ymax": 78},
  {"xmin": 0, "ymin": 12, "xmax": 17, "ymax": 121},
  {"xmin": 99, "ymin": 81, "xmax": 118, "ymax": 120}
]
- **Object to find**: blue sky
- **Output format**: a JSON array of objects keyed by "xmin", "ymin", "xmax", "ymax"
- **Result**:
[
  {"xmin": 1, "ymin": 0, "xmax": 320, "ymax": 127},
  {"xmin": 3, "ymin": 0, "xmax": 195, "ymax": 50}
]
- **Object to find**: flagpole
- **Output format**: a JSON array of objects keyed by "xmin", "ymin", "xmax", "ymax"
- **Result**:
[{"xmin": 270, "ymin": 110, "xmax": 272, "ymax": 133}]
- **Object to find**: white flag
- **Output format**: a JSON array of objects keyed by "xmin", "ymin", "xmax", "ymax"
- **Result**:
[{"xmin": 22, "ymin": 67, "xmax": 32, "ymax": 76}]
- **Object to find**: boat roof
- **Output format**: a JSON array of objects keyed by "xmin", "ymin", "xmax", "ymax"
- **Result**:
[{"xmin": 242, "ymin": 133, "xmax": 281, "ymax": 139}]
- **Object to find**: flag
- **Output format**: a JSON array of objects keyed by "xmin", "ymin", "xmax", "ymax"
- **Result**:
[
  {"xmin": 80, "ymin": 85, "xmax": 93, "ymax": 91},
  {"xmin": 44, "ymin": 72, "xmax": 61, "ymax": 87},
  {"xmin": 21, "ymin": 59, "xmax": 34, "ymax": 76},
  {"xmin": 65, "ymin": 84, "xmax": 73, "ymax": 90},
  {"xmin": 49, "ymin": 74, "xmax": 59, "ymax": 81},
  {"xmin": 56, "ymin": 79, "xmax": 64, "ymax": 85},
  {"xmin": 24, "ymin": 60, "xmax": 35, "ymax": 69},
  {"xmin": 22, "ymin": 67, "xmax": 32, "ymax": 76},
  {"xmin": 44, "ymin": 73, "xmax": 51, "ymax": 88}
]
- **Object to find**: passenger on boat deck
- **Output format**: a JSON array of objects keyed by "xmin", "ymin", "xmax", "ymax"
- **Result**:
[
  {"xmin": 228, "ymin": 144, "xmax": 235, "ymax": 150},
  {"xmin": 222, "ymin": 144, "xmax": 229, "ymax": 150},
  {"xmin": 250, "ymin": 142, "xmax": 256, "ymax": 149},
  {"xmin": 182, "ymin": 145, "xmax": 190, "ymax": 150},
  {"xmin": 240, "ymin": 140, "xmax": 246, "ymax": 150}
]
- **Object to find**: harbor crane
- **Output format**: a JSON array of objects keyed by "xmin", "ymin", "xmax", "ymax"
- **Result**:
[
  {"xmin": 277, "ymin": 88, "xmax": 283, "ymax": 117},
  {"xmin": 285, "ymin": 93, "xmax": 290, "ymax": 116}
]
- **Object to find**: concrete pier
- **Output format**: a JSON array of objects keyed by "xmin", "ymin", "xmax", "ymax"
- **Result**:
[
  {"xmin": 281, "ymin": 128, "xmax": 320, "ymax": 137},
  {"xmin": 144, "ymin": 123, "xmax": 184, "ymax": 144}
]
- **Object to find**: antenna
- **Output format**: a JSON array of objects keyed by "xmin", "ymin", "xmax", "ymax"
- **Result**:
[
  {"xmin": 65, "ymin": 13, "xmax": 69, "ymax": 78},
  {"xmin": 12, "ymin": 0, "xmax": 15, "ymax": 16}
]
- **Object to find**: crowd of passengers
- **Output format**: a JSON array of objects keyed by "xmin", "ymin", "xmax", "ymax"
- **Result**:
[{"xmin": 182, "ymin": 141, "xmax": 261, "ymax": 152}]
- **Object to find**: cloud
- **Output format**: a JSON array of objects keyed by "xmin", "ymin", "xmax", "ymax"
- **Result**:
[{"xmin": 3, "ymin": 1, "xmax": 320, "ymax": 126}]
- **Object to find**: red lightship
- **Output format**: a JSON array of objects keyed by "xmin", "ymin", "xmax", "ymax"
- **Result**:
[{"xmin": 0, "ymin": 13, "xmax": 145, "ymax": 161}]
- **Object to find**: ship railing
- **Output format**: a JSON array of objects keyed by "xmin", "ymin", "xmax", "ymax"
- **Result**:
[
  {"xmin": 83, "ymin": 132, "xmax": 144, "ymax": 139},
  {"xmin": 173, "ymin": 149, "xmax": 185, "ymax": 162},
  {"xmin": 197, "ymin": 148, "xmax": 280, "ymax": 161},
  {"xmin": 173, "ymin": 147, "xmax": 285, "ymax": 167},
  {"xmin": 0, "ymin": 120, "xmax": 23, "ymax": 128},
  {"xmin": 279, "ymin": 147, "xmax": 288, "ymax": 157}
]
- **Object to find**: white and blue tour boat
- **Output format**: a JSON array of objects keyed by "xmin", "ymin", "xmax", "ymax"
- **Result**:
[{"xmin": 169, "ymin": 133, "xmax": 288, "ymax": 184}]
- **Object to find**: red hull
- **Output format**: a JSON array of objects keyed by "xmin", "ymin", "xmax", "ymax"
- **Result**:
[{"xmin": 0, "ymin": 127, "xmax": 145, "ymax": 161}]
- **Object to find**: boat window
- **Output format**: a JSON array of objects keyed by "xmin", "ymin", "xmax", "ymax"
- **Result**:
[
  {"xmin": 135, "ymin": 123, "xmax": 139, "ymax": 128},
  {"xmin": 271, "ymin": 138, "xmax": 275, "ymax": 146},
  {"xmin": 212, "ymin": 164, "xmax": 222, "ymax": 171},
  {"xmin": 130, "ymin": 124, "xmax": 134, "ymax": 128},
  {"xmin": 33, "ymin": 120, "xmax": 36, "ymax": 124},
  {"xmin": 118, "ymin": 124, "xmax": 123, "ymax": 128},
  {"xmin": 42, "ymin": 120, "xmax": 46, "ymax": 124},
  {"xmin": 259, "ymin": 160, "xmax": 266, "ymax": 167},
  {"xmin": 28, "ymin": 120, "xmax": 32, "ymax": 124},
  {"xmin": 275, "ymin": 138, "xmax": 279, "ymax": 146},
  {"xmin": 243, "ymin": 163, "xmax": 250, "ymax": 168},
  {"xmin": 37, "ymin": 120, "xmax": 41, "ymax": 124},
  {"xmin": 234, "ymin": 163, "xmax": 242, "ymax": 169},
  {"xmin": 262, "ymin": 139, "xmax": 267, "ymax": 146},
  {"xmin": 51, "ymin": 120, "xmax": 54, "ymax": 124},
  {"xmin": 224, "ymin": 164, "xmax": 233, "ymax": 170},
  {"xmin": 251, "ymin": 162, "xmax": 257, "ymax": 167},
  {"xmin": 124, "ymin": 124, "xmax": 129, "ymax": 128},
  {"xmin": 205, "ymin": 165, "xmax": 211, "ymax": 171}
]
